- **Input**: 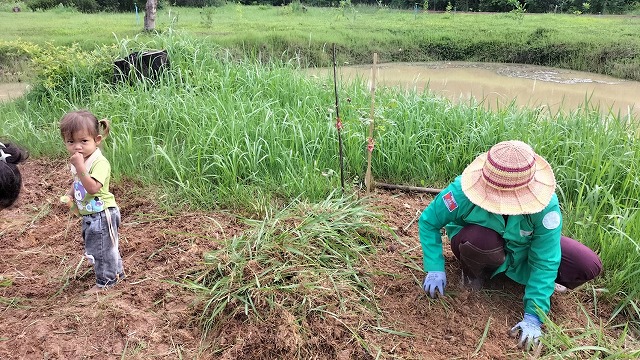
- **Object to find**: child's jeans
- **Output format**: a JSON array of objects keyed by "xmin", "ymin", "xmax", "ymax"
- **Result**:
[{"xmin": 82, "ymin": 207, "xmax": 124, "ymax": 288}]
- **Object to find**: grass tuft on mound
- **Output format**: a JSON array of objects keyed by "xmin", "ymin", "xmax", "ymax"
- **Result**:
[{"xmin": 184, "ymin": 194, "xmax": 390, "ymax": 341}]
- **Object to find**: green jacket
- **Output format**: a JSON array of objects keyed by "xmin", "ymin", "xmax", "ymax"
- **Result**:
[{"xmin": 418, "ymin": 176, "xmax": 562, "ymax": 316}]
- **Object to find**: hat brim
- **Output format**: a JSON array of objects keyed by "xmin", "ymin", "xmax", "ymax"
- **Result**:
[{"xmin": 460, "ymin": 152, "xmax": 556, "ymax": 215}]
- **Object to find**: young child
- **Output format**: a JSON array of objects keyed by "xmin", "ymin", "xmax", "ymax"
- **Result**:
[
  {"xmin": 0, "ymin": 140, "xmax": 28, "ymax": 211},
  {"xmin": 60, "ymin": 110, "xmax": 124, "ymax": 292}
]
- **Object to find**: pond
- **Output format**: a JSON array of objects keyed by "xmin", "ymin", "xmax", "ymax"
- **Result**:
[{"xmin": 307, "ymin": 61, "xmax": 640, "ymax": 119}]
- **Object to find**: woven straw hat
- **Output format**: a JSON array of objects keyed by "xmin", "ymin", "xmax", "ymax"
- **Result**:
[{"xmin": 460, "ymin": 140, "xmax": 556, "ymax": 215}]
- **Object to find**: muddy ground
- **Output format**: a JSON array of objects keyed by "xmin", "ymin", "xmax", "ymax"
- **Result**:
[{"xmin": 0, "ymin": 158, "xmax": 632, "ymax": 359}]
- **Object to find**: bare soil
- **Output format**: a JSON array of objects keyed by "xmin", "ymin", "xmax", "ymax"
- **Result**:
[
  {"xmin": 0, "ymin": 158, "xmax": 624, "ymax": 359},
  {"xmin": 0, "ymin": 83, "xmax": 30, "ymax": 103}
]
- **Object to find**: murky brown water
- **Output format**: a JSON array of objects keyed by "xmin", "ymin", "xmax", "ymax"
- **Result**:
[{"xmin": 308, "ymin": 61, "xmax": 640, "ymax": 118}]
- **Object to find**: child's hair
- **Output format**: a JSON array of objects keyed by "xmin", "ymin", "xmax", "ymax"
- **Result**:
[
  {"xmin": 0, "ymin": 140, "xmax": 29, "ymax": 210},
  {"xmin": 59, "ymin": 110, "xmax": 110, "ymax": 140}
]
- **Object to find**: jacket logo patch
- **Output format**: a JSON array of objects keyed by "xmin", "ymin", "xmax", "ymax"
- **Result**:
[
  {"xmin": 443, "ymin": 191, "xmax": 458, "ymax": 212},
  {"xmin": 542, "ymin": 211, "xmax": 561, "ymax": 230},
  {"xmin": 520, "ymin": 230, "xmax": 533, "ymax": 237}
]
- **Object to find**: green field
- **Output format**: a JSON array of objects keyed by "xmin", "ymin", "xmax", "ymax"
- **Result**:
[
  {"xmin": 1, "ymin": 5, "xmax": 639, "ymax": 357},
  {"xmin": 2, "ymin": 4, "xmax": 640, "ymax": 79}
]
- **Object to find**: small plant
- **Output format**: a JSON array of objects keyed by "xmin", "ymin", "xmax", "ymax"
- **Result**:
[
  {"xmin": 0, "ymin": 276, "xmax": 26, "ymax": 309},
  {"xmin": 281, "ymin": 0, "xmax": 306, "ymax": 15},
  {"xmin": 0, "ymin": 276, "xmax": 12, "ymax": 288},
  {"xmin": 508, "ymin": 0, "xmax": 526, "ymax": 21},
  {"xmin": 168, "ymin": 8, "xmax": 179, "ymax": 27},
  {"xmin": 289, "ymin": 0, "xmax": 306, "ymax": 13},
  {"xmin": 444, "ymin": 1, "xmax": 453, "ymax": 17},
  {"xmin": 338, "ymin": 0, "xmax": 356, "ymax": 19},
  {"xmin": 200, "ymin": 6, "xmax": 214, "ymax": 28}
]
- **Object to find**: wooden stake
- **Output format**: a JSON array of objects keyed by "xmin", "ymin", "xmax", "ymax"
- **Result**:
[
  {"xmin": 332, "ymin": 44, "xmax": 345, "ymax": 192},
  {"xmin": 364, "ymin": 53, "xmax": 378, "ymax": 194}
]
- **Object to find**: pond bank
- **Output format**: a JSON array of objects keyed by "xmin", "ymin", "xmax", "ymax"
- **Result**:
[{"xmin": 0, "ymin": 83, "xmax": 29, "ymax": 103}]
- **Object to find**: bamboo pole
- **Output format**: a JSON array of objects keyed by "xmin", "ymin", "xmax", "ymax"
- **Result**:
[
  {"xmin": 375, "ymin": 182, "xmax": 442, "ymax": 194},
  {"xmin": 364, "ymin": 53, "xmax": 378, "ymax": 194},
  {"xmin": 332, "ymin": 44, "xmax": 345, "ymax": 192}
]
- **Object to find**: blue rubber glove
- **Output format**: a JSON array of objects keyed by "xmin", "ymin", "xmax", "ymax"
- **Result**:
[
  {"xmin": 422, "ymin": 271, "xmax": 446, "ymax": 298},
  {"xmin": 509, "ymin": 313, "xmax": 542, "ymax": 349}
]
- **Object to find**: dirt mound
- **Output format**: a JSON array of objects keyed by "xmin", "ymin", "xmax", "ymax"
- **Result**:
[{"xmin": 0, "ymin": 158, "xmax": 622, "ymax": 359}]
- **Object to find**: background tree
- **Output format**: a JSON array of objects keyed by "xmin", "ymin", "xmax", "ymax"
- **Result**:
[{"xmin": 144, "ymin": 0, "xmax": 157, "ymax": 31}]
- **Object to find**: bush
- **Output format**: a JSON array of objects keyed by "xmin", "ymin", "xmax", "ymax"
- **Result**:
[
  {"xmin": 27, "ymin": 43, "xmax": 116, "ymax": 104},
  {"xmin": 0, "ymin": 40, "xmax": 39, "ymax": 63},
  {"xmin": 75, "ymin": 0, "xmax": 100, "ymax": 12},
  {"xmin": 172, "ymin": 0, "xmax": 226, "ymax": 7},
  {"xmin": 96, "ymin": 0, "xmax": 118, "ymax": 11},
  {"xmin": 22, "ymin": 0, "xmax": 147, "ymax": 12},
  {"xmin": 0, "ymin": 1, "xmax": 26, "ymax": 11},
  {"xmin": 25, "ymin": 0, "xmax": 59, "ymax": 11},
  {"xmin": 0, "ymin": 40, "xmax": 40, "ymax": 82}
]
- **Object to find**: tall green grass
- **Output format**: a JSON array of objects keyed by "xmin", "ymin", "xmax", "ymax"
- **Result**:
[{"xmin": 0, "ymin": 32, "xmax": 638, "ymax": 348}]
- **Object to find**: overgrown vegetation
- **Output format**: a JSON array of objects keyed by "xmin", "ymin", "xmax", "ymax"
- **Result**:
[{"xmin": 0, "ymin": 7, "xmax": 639, "ymax": 358}]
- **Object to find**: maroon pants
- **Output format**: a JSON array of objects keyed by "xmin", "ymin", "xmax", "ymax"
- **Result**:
[{"xmin": 450, "ymin": 224, "xmax": 602, "ymax": 289}]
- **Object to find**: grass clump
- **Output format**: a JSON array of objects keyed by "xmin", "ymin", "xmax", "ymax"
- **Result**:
[
  {"xmin": 184, "ymin": 195, "xmax": 388, "ymax": 347},
  {"xmin": 539, "ymin": 303, "xmax": 640, "ymax": 359},
  {"xmin": 0, "ymin": 276, "xmax": 26, "ymax": 310}
]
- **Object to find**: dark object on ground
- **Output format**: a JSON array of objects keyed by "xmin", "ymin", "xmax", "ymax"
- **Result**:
[
  {"xmin": 12, "ymin": 6, "xmax": 20, "ymax": 12},
  {"xmin": 113, "ymin": 50, "xmax": 170, "ymax": 84}
]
